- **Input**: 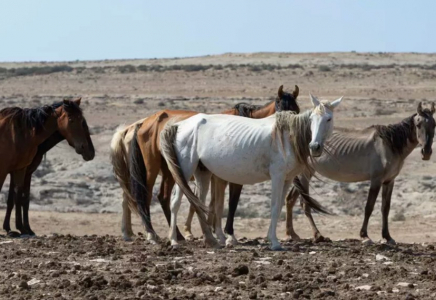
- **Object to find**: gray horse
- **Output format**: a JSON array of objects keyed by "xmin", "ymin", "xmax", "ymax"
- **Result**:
[{"xmin": 286, "ymin": 102, "xmax": 435, "ymax": 244}]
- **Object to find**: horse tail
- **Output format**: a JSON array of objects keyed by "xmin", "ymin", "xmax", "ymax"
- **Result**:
[
  {"xmin": 110, "ymin": 125, "xmax": 139, "ymax": 216},
  {"xmin": 128, "ymin": 124, "xmax": 150, "ymax": 226},
  {"xmin": 292, "ymin": 177, "xmax": 332, "ymax": 215},
  {"xmin": 160, "ymin": 123, "xmax": 209, "ymax": 223}
]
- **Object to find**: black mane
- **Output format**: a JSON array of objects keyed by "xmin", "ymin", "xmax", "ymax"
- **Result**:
[
  {"xmin": 232, "ymin": 91, "xmax": 300, "ymax": 118},
  {"xmin": 232, "ymin": 102, "xmax": 266, "ymax": 117},
  {"xmin": 372, "ymin": 108, "xmax": 434, "ymax": 154},
  {"xmin": 0, "ymin": 100, "xmax": 82, "ymax": 134},
  {"xmin": 371, "ymin": 115, "xmax": 416, "ymax": 154}
]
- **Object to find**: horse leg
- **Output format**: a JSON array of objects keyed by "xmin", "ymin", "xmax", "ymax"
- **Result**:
[
  {"xmin": 169, "ymin": 185, "xmax": 184, "ymax": 247},
  {"xmin": 121, "ymin": 194, "xmax": 135, "ymax": 241},
  {"xmin": 22, "ymin": 172, "xmax": 35, "ymax": 236},
  {"xmin": 267, "ymin": 175, "xmax": 286, "ymax": 250},
  {"xmin": 193, "ymin": 168, "xmax": 219, "ymax": 248},
  {"xmin": 298, "ymin": 174, "xmax": 325, "ymax": 241},
  {"xmin": 11, "ymin": 169, "xmax": 27, "ymax": 236},
  {"xmin": 360, "ymin": 179, "xmax": 382, "ymax": 244},
  {"xmin": 158, "ymin": 163, "xmax": 184, "ymax": 241},
  {"xmin": 184, "ymin": 201, "xmax": 196, "ymax": 240},
  {"xmin": 208, "ymin": 176, "xmax": 216, "ymax": 230},
  {"xmin": 285, "ymin": 179, "xmax": 301, "ymax": 241},
  {"xmin": 381, "ymin": 180, "xmax": 395, "ymax": 245},
  {"xmin": 212, "ymin": 177, "xmax": 227, "ymax": 245},
  {"xmin": 224, "ymin": 183, "xmax": 242, "ymax": 247},
  {"xmin": 143, "ymin": 170, "xmax": 160, "ymax": 243},
  {"xmin": 3, "ymin": 177, "xmax": 20, "ymax": 237}
]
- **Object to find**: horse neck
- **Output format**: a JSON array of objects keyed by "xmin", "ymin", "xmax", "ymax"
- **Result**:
[
  {"xmin": 390, "ymin": 115, "xmax": 418, "ymax": 159},
  {"xmin": 38, "ymin": 132, "xmax": 65, "ymax": 154},
  {"xmin": 32, "ymin": 113, "xmax": 59, "ymax": 145},
  {"xmin": 251, "ymin": 101, "xmax": 275, "ymax": 118},
  {"xmin": 401, "ymin": 120, "xmax": 419, "ymax": 159}
]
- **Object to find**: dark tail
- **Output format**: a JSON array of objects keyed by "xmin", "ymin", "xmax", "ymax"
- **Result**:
[
  {"xmin": 292, "ymin": 177, "xmax": 332, "ymax": 215},
  {"xmin": 128, "ymin": 124, "xmax": 150, "ymax": 228}
]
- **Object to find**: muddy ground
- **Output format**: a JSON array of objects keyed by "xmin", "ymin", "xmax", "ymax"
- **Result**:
[{"xmin": 0, "ymin": 235, "xmax": 435, "ymax": 300}]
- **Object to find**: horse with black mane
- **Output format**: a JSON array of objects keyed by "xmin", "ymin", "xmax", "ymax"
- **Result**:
[{"xmin": 1, "ymin": 99, "xmax": 95, "ymax": 236}]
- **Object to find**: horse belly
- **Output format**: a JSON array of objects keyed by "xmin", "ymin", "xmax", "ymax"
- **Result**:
[
  {"xmin": 314, "ymin": 155, "xmax": 371, "ymax": 183},
  {"xmin": 200, "ymin": 150, "xmax": 271, "ymax": 185}
]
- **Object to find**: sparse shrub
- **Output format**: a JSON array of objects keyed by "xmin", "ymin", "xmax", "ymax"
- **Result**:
[
  {"xmin": 117, "ymin": 65, "xmax": 136, "ymax": 73},
  {"xmin": 287, "ymin": 64, "xmax": 303, "ymax": 69},
  {"xmin": 318, "ymin": 65, "xmax": 332, "ymax": 72},
  {"xmin": 157, "ymin": 101, "xmax": 165, "ymax": 107},
  {"xmin": 137, "ymin": 65, "xmax": 148, "ymax": 72},
  {"xmin": 249, "ymin": 65, "xmax": 263, "ymax": 72},
  {"xmin": 133, "ymin": 99, "xmax": 144, "ymax": 105},
  {"xmin": 75, "ymin": 67, "xmax": 86, "ymax": 74},
  {"xmin": 90, "ymin": 66, "xmax": 105, "ymax": 74}
]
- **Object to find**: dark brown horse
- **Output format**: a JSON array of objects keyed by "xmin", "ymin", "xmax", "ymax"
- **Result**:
[
  {"xmin": 111, "ymin": 85, "xmax": 300, "ymax": 242},
  {"xmin": 0, "ymin": 99, "xmax": 95, "ymax": 236}
]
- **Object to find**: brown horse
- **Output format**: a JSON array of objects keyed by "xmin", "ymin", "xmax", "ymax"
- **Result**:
[
  {"xmin": 111, "ymin": 85, "xmax": 300, "ymax": 242},
  {"xmin": 0, "ymin": 99, "xmax": 95, "ymax": 235},
  {"xmin": 3, "ymin": 100, "xmax": 95, "ymax": 236}
]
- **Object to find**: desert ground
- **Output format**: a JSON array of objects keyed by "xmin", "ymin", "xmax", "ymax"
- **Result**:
[{"xmin": 1, "ymin": 52, "xmax": 436, "ymax": 299}]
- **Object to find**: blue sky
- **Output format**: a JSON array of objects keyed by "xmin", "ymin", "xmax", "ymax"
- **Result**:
[{"xmin": 0, "ymin": 1, "xmax": 435, "ymax": 62}]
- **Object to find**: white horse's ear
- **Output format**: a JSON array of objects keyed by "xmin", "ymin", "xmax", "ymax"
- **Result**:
[
  {"xmin": 330, "ymin": 96, "xmax": 343, "ymax": 110},
  {"xmin": 309, "ymin": 93, "xmax": 320, "ymax": 107}
]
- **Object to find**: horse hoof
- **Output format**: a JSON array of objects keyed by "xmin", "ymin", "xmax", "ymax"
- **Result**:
[
  {"xmin": 205, "ymin": 238, "xmax": 222, "ymax": 249},
  {"xmin": 7, "ymin": 231, "xmax": 21, "ymax": 238},
  {"xmin": 226, "ymin": 237, "xmax": 238, "ymax": 247},
  {"xmin": 20, "ymin": 234, "xmax": 32, "ymax": 239},
  {"xmin": 185, "ymin": 234, "xmax": 194, "ymax": 241},
  {"xmin": 213, "ymin": 243, "xmax": 224, "ymax": 250},
  {"xmin": 122, "ymin": 234, "xmax": 134, "ymax": 242},
  {"xmin": 217, "ymin": 237, "xmax": 226, "ymax": 245},
  {"xmin": 382, "ymin": 238, "xmax": 396, "ymax": 246},
  {"xmin": 270, "ymin": 244, "xmax": 285, "ymax": 251},
  {"xmin": 147, "ymin": 239, "xmax": 158, "ymax": 245},
  {"xmin": 314, "ymin": 235, "xmax": 328, "ymax": 243},
  {"xmin": 286, "ymin": 235, "xmax": 301, "ymax": 242},
  {"xmin": 225, "ymin": 242, "xmax": 234, "ymax": 248},
  {"xmin": 362, "ymin": 238, "xmax": 374, "ymax": 245}
]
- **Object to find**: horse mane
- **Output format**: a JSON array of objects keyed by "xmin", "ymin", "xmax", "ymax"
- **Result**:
[
  {"xmin": 369, "ymin": 110, "xmax": 430, "ymax": 154},
  {"xmin": 274, "ymin": 110, "xmax": 312, "ymax": 170},
  {"xmin": 0, "ymin": 100, "xmax": 82, "ymax": 135},
  {"xmin": 273, "ymin": 101, "xmax": 333, "ymax": 170},
  {"xmin": 233, "ymin": 102, "xmax": 269, "ymax": 117}
]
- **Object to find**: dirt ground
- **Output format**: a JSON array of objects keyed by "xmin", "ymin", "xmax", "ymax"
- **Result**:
[
  {"xmin": 1, "ymin": 232, "xmax": 435, "ymax": 299},
  {"xmin": 1, "ymin": 52, "xmax": 436, "ymax": 299}
]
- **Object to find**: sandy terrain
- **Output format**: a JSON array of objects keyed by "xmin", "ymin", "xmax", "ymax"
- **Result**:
[{"xmin": 1, "ymin": 53, "xmax": 436, "ymax": 299}]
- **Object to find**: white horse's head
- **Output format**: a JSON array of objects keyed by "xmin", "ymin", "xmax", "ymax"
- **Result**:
[{"xmin": 308, "ymin": 94, "xmax": 343, "ymax": 157}]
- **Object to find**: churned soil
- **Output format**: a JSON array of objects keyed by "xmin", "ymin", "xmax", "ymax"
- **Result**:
[{"xmin": 0, "ymin": 234, "xmax": 435, "ymax": 300}]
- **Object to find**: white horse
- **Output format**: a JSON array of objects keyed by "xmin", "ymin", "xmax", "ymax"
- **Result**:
[{"xmin": 160, "ymin": 95, "xmax": 343, "ymax": 250}]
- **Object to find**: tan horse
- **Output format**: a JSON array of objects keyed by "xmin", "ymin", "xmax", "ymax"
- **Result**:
[
  {"xmin": 0, "ymin": 99, "xmax": 94, "ymax": 232},
  {"xmin": 110, "ymin": 85, "xmax": 300, "ymax": 242},
  {"xmin": 286, "ymin": 102, "xmax": 435, "ymax": 245}
]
